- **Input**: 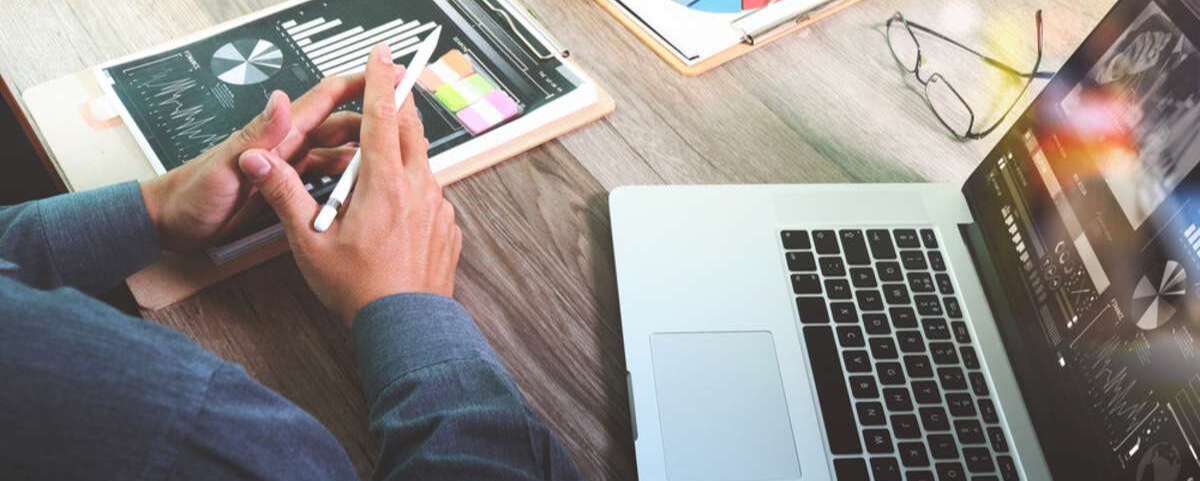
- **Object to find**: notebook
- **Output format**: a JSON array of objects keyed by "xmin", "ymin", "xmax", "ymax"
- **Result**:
[
  {"xmin": 597, "ymin": 0, "xmax": 861, "ymax": 75},
  {"xmin": 22, "ymin": 0, "xmax": 613, "ymax": 309}
]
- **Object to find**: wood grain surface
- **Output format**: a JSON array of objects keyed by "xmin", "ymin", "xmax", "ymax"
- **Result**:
[{"xmin": 0, "ymin": 0, "xmax": 1114, "ymax": 479}]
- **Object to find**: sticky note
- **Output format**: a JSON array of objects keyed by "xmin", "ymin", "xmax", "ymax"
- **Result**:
[
  {"xmin": 434, "ymin": 74, "xmax": 496, "ymax": 112},
  {"xmin": 418, "ymin": 50, "xmax": 476, "ymax": 92},
  {"xmin": 456, "ymin": 90, "xmax": 520, "ymax": 134}
]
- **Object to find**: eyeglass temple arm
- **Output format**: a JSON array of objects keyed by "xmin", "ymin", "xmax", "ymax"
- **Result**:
[
  {"xmin": 904, "ymin": 12, "xmax": 1055, "ymax": 79},
  {"xmin": 966, "ymin": 12, "xmax": 1048, "ymax": 139}
]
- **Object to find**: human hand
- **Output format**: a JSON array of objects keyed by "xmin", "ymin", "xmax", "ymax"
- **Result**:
[
  {"xmin": 140, "ymin": 75, "xmax": 369, "ymax": 252},
  {"xmin": 239, "ymin": 45, "xmax": 462, "ymax": 325}
]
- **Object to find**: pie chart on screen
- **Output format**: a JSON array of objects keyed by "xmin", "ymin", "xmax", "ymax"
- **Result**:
[{"xmin": 673, "ymin": 0, "xmax": 774, "ymax": 14}]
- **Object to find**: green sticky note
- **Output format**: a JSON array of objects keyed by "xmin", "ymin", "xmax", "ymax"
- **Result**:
[{"xmin": 435, "ymin": 85, "xmax": 470, "ymax": 112}]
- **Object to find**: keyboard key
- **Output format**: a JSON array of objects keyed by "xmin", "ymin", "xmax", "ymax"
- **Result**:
[
  {"xmin": 905, "ymin": 355, "xmax": 934, "ymax": 378},
  {"xmin": 936, "ymin": 462, "xmax": 966, "ymax": 481},
  {"xmin": 921, "ymin": 229, "xmax": 939, "ymax": 248},
  {"xmin": 787, "ymin": 252, "xmax": 817, "ymax": 272},
  {"xmin": 883, "ymin": 388, "xmax": 913, "ymax": 411},
  {"xmin": 969, "ymin": 372, "xmax": 990, "ymax": 396},
  {"xmin": 871, "ymin": 457, "xmax": 902, "ymax": 481},
  {"xmin": 821, "ymin": 257, "xmax": 848, "ymax": 277},
  {"xmin": 857, "ymin": 290, "xmax": 884, "ymax": 311},
  {"xmin": 834, "ymin": 458, "xmax": 870, "ymax": 481},
  {"xmin": 908, "ymin": 469, "xmax": 935, "ymax": 481},
  {"xmin": 802, "ymin": 326, "xmax": 861, "ymax": 454},
  {"xmin": 867, "ymin": 229, "xmax": 898, "ymax": 259},
  {"xmin": 877, "ymin": 362, "xmax": 906, "ymax": 385},
  {"xmin": 916, "ymin": 295, "xmax": 944, "ymax": 316},
  {"xmin": 997, "ymin": 456, "xmax": 1019, "ymax": 481},
  {"xmin": 928, "ymin": 434, "xmax": 958, "ymax": 459},
  {"xmin": 782, "ymin": 230, "xmax": 811, "ymax": 250},
  {"xmin": 963, "ymin": 447, "xmax": 995, "ymax": 473},
  {"xmin": 840, "ymin": 230, "xmax": 871, "ymax": 265},
  {"xmin": 938, "ymin": 367, "xmax": 968, "ymax": 390},
  {"xmin": 920, "ymin": 406, "xmax": 951, "ymax": 431},
  {"xmin": 837, "ymin": 326, "xmax": 865, "ymax": 347},
  {"xmin": 931, "ymin": 342, "xmax": 959, "ymax": 364},
  {"xmin": 978, "ymin": 399, "xmax": 999, "ymax": 424},
  {"xmin": 791, "ymin": 274, "xmax": 822, "ymax": 294},
  {"xmin": 944, "ymin": 297, "xmax": 963, "ymax": 318},
  {"xmin": 946, "ymin": 393, "xmax": 976, "ymax": 417},
  {"xmin": 923, "ymin": 318, "xmax": 951, "ymax": 340},
  {"xmin": 878, "ymin": 262, "xmax": 904, "ymax": 282},
  {"xmin": 864, "ymin": 429, "xmax": 894, "ymax": 454},
  {"xmin": 883, "ymin": 284, "xmax": 911, "ymax": 305},
  {"xmin": 955, "ymin": 420, "xmax": 986, "ymax": 444},
  {"xmin": 895, "ymin": 229, "xmax": 920, "ymax": 248},
  {"xmin": 936, "ymin": 273, "xmax": 955, "ymax": 294},
  {"xmin": 892, "ymin": 414, "xmax": 922, "ymax": 439},
  {"xmin": 902, "ymin": 251, "xmax": 929, "ymax": 270},
  {"xmin": 864, "ymin": 313, "xmax": 890, "ymax": 334},
  {"xmin": 870, "ymin": 338, "xmax": 899, "ymax": 359},
  {"xmin": 960, "ymin": 346, "xmax": 980, "ymax": 370},
  {"xmin": 913, "ymin": 380, "xmax": 941, "ymax": 404},
  {"xmin": 827, "ymin": 280, "xmax": 852, "ymax": 299},
  {"xmin": 891, "ymin": 307, "xmax": 918, "ymax": 328},
  {"xmin": 908, "ymin": 272, "xmax": 936, "ymax": 292},
  {"xmin": 796, "ymin": 297, "xmax": 830, "ymax": 324},
  {"xmin": 898, "ymin": 442, "xmax": 930, "ymax": 467},
  {"xmin": 897, "ymin": 330, "xmax": 926, "ymax": 353},
  {"xmin": 814, "ymin": 230, "xmax": 840, "ymax": 254},
  {"xmin": 832, "ymin": 302, "xmax": 859, "ymax": 323},
  {"xmin": 952, "ymin": 321, "xmax": 972, "ymax": 343},
  {"xmin": 988, "ymin": 427, "xmax": 1009, "ymax": 452},
  {"xmin": 851, "ymin": 267, "xmax": 878, "ymax": 288},
  {"xmin": 850, "ymin": 375, "xmax": 880, "ymax": 398},
  {"xmin": 844, "ymin": 350, "xmax": 872, "ymax": 372},
  {"xmin": 857, "ymin": 401, "xmax": 887, "ymax": 425},
  {"xmin": 928, "ymin": 251, "xmax": 947, "ymax": 271}
]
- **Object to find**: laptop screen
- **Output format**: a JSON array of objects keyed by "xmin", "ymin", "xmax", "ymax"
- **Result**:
[{"xmin": 962, "ymin": 0, "xmax": 1200, "ymax": 478}]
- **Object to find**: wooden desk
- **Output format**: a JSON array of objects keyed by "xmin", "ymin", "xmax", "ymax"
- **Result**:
[{"xmin": 0, "ymin": 0, "xmax": 1112, "ymax": 478}]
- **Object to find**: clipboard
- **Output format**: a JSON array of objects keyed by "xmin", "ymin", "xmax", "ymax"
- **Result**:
[
  {"xmin": 20, "ymin": 1, "xmax": 614, "ymax": 311},
  {"xmin": 596, "ymin": 0, "xmax": 862, "ymax": 76}
]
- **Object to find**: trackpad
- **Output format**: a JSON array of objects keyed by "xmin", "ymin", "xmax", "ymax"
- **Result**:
[{"xmin": 651, "ymin": 332, "xmax": 800, "ymax": 481}]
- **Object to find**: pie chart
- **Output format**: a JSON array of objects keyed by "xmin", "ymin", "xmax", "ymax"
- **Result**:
[
  {"xmin": 673, "ymin": 0, "xmax": 776, "ymax": 14},
  {"xmin": 1132, "ymin": 260, "xmax": 1189, "ymax": 331},
  {"xmin": 211, "ymin": 39, "xmax": 283, "ymax": 86}
]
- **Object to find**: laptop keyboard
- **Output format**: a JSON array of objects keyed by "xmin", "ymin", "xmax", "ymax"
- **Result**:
[{"xmin": 780, "ymin": 229, "xmax": 1020, "ymax": 481}]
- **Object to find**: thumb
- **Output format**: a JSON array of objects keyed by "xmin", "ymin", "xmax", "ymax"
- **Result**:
[
  {"xmin": 221, "ymin": 91, "xmax": 293, "ymax": 161},
  {"xmin": 239, "ymin": 148, "xmax": 317, "ymax": 236}
]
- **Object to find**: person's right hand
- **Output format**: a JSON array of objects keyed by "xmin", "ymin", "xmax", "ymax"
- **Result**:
[{"xmin": 238, "ymin": 44, "xmax": 462, "ymax": 325}]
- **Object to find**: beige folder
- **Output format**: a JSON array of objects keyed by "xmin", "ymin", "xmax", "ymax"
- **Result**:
[{"xmin": 22, "ymin": 66, "xmax": 613, "ymax": 310}]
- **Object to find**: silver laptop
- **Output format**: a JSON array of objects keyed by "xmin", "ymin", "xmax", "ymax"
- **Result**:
[{"xmin": 610, "ymin": 0, "xmax": 1200, "ymax": 480}]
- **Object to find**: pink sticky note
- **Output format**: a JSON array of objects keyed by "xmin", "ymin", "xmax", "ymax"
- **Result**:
[
  {"xmin": 457, "ymin": 108, "xmax": 490, "ymax": 135},
  {"xmin": 485, "ymin": 91, "xmax": 520, "ymax": 118}
]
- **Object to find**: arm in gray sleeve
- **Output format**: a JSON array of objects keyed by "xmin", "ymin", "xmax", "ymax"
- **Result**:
[
  {"xmin": 353, "ymin": 294, "xmax": 582, "ymax": 481},
  {"xmin": 0, "ymin": 181, "xmax": 160, "ymax": 294}
]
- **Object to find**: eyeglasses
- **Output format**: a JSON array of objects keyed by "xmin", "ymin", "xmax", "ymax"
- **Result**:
[{"xmin": 886, "ymin": 10, "xmax": 1055, "ymax": 140}]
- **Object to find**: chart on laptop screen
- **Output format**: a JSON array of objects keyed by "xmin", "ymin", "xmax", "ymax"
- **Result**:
[
  {"xmin": 964, "ymin": 0, "xmax": 1200, "ymax": 479},
  {"xmin": 98, "ymin": 0, "xmax": 580, "ymax": 173}
]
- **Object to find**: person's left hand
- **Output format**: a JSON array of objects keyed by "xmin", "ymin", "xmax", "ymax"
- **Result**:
[{"xmin": 140, "ymin": 74, "xmax": 375, "ymax": 252}]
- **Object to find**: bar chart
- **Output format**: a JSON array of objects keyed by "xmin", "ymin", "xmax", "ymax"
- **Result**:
[{"xmin": 281, "ymin": 15, "xmax": 439, "ymax": 77}]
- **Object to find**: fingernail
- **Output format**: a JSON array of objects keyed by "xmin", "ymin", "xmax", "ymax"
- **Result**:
[
  {"xmin": 264, "ymin": 92, "xmax": 280, "ymax": 120},
  {"xmin": 373, "ymin": 44, "xmax": 391, "ymax": 63},
  {"xmin": 241, "ymin": 152, "xmax": 272, "ymax": 182}
]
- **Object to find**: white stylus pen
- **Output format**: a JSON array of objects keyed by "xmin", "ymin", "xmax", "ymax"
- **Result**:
[{"xmin": 313, "ymin": 26, "xmax": 443, "ymax": 233}]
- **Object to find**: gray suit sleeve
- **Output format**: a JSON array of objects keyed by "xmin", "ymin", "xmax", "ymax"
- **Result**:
[
  {"xmin": 0, "ymin": 181, "xmax": 160, "ymax": 294},
  {"xmin": 352, "ymin": 294, "xmax": 583, "ymax": 481}
]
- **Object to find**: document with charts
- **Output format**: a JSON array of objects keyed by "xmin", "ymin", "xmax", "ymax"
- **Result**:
[
  {"xmin": 93, "ymin": 0, "xmax": 611, "ymax": 264},
  {"xmin": 96, "ymin": 0, "xmax": 602, "ymax": 176}
]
